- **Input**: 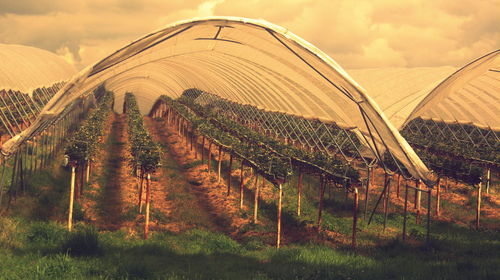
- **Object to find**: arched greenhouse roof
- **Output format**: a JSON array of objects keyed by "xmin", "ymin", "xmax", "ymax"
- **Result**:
[
  {"xmin": 0, "ymin": 43, "xmax": 76, "ymax": 93},
  {"xmin": 349, "ymin": 50, "xmax": 500, "ymax": 132},
  {"xmin": 2, "ymin": 16, "xmax": 434, "ymax": 184},
  {"xmin": 408, "ymin": 50, "xmax": 500, "ymax": 131},
  {"xmin": 348, "ymin": 66, "xmax": 458, "ymax": 130}
]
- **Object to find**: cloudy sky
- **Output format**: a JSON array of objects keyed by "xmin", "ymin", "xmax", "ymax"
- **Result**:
[{"xmin": 0, "ymin": 0, "xmax": 498, "ymax": 70}]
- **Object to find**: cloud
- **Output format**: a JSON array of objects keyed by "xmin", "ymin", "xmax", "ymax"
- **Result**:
[{"xmin": 0, "ymin": 0, "xmax": 497, "ymax": 70}]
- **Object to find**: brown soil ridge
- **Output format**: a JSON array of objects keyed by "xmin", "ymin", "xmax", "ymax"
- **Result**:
[{"xmin": 144, "ymin": 116, "xmax": 253, "ymax": 236}]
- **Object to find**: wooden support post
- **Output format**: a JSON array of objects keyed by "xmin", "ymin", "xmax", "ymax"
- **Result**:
[
  {"xmin": 403, "ymin": 184, "xmax": 409, "ymax": 242},
  {"xmin": 138, "ymin": 171, "xmax": 144, "ymax": 213},
  {"xmin": 383, "ymin": 175, "xmax": 391, "ymax": 233},
  {"xmin": 415, "ymin": 180, "xmax": 421, "ymax": 209},
  {"xmin": 277, "ymin": 183, "xmax": 283, "ymax": 249},
  {"xmin": 68, "ymin": 165, "xmax": 76, "ymax": 231},
  {"xmin": 194, "ymin": 136, "xmax": 198, "ymax": 159},
  {"xmin": 317, "ymin": 177, "xmax": 326, "ymax": 230},
  {"xmin": 19, "ymin": 153, "xmax": 25, "ymax": 193},
  {"xmin": 253, "ymin": 174, "xmax": 260, "ymax": 224},
  {"xmin": 476, "ymin": 182, "xmax": 482, "ymax": 230},
  {"xmin": 74, "ymin": 165, "xmax": 80, "ymax": 201},
  {"xmin": 239, "ymin": 161, "xmax": 244, "ymax": 209},
  {"xmin": 145, "ymin": 173, "xmax": 151, "ymax": 239},
  {"xmin": 427, "ymin": 190, "xmax": 431, "ymax": 243},
  {"xmin": 217, "ymin": 146, "xmax": 222, "ymax": 184},
  {"xmin": 383, "ymin": 174, "xmax": 388, "ymax": 212},
  {"xmin": 201, "ymin": 137, "xmax": 205, "ymax": 164},
  {"xmin": 364, "ymin": 167, "xmax": 371, "ymax": 219},
  {"xmin": 352, "ymin": 187, "xmax": 359, "ymax": 249},
  {"xmin": 485, "ymin": 168, "xmax": 491, "ymax": 194},
  {"xmin": 207, "ymin": 142, "xmax": 212, "ymax": 174},
  {"xmin": 297, "ymin": 172, "xmax": 303, "ymax": 216},
  {"xmin": 396, "ymin": 174, "xmax": 401, "ymax": 198},
  {"xmin": 86, "ymin": 160, "xmax": 90, "ymax": 183},
  {"xmin": 436, "ymin": 177, "xmax": 441, "ymax": 216},
  {"xmin": 227, "ymin": 154, "xmax": 233, "ymax": 196},
  {"xmin": 190, "ymin": 133, "xmax": 194, "ymax": 151},
  {"xmin": 415, "ymin": 180, "xmax": 421, "ymax": 224}
]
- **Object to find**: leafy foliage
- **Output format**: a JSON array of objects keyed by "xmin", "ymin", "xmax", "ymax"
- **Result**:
[
  {"xmin": 158, "ymin": 95, "xmax": 359, "ymax": 185},
  {"xmin": 402, "ymin": 118, "xmax": 499, "ymax": 165},
  {"xmin": 178, "ymin": 95, "xmax": 359, "ymax": 183},
  {"xmin": 124, "ymin": 93, "xmax": 161, "ymax": 173},
  {"xmin": 0, "ymin": 84, "xmax": 63, "ymax": 135},
  {"xmin": 65, "ymin": 91, "xmax": 114, "ymax": 162}
]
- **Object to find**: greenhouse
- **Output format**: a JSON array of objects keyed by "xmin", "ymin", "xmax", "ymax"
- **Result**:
[
  {"xmin": 351, "ymin": 51, "xmax": 499, "ymax": 189},
  {"xmin": 0, "ymin": 16, "xmax": 498, "ymax": 278}
]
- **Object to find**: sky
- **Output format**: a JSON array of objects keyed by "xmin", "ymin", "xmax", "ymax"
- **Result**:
[{"xmin": 0, "ymin": 0, "xmax": 498, "ymax": 70}]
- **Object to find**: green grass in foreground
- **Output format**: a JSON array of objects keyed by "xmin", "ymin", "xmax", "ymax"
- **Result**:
[{"xmin": 0, "ymin": 217, "xmax": 499, "ymax": 280}]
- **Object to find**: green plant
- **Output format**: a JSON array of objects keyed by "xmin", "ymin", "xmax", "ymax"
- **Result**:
[
  {"xmin": 124, "ymin": 93, "xmax": 161, "ymax": 174},
  {"xmin": 65, "ymin": 90, "xmax": 114, "ymax": 162}
]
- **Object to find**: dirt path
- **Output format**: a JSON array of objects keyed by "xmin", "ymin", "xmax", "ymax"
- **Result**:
[
  {"xmin": 144, "ymin": 116, "xmax": 253, "ymax": 236},
  {"xmin": 144, "ymin": 117, "xmax": 331, "ymax": 246},
  {"xmin": 82, "ymin": 113, "xmax": 142, "ymax": 233}
]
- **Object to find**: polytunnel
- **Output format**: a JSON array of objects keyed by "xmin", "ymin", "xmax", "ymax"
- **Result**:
[
  {"xmin": 0, "ymin": 43, "xmax": 76, "ymax": 138},
  {"xmin": 349, "ymin": 50, "xmax": 500, "ymax": 132},
  {"xmin": 349, "ymin": 50, "xmax": 500, "ymax": 186},
  {"xmin": 347, "ymin": 66, "xmax": 458, "ymax": 130},
  {"xmin": 0, "ymin": 43, "xmax": 76, "ymax": 93},
  {"xmin": 1, "ymin": 16, "xmax": 434, "ymax": 185}
]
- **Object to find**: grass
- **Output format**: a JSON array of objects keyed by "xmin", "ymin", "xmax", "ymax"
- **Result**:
[
  {"xmin": 0, "ymin": 217, "xmax": 498, "ymax": 279},
  {"xmin": 1, "ymin": 119, "xmax": 498, "ymax": 279}
]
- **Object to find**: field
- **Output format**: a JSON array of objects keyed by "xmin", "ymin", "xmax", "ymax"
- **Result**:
[{"xmin": 1, "ymin": 103, "xmax": 498, "ymax": 279}]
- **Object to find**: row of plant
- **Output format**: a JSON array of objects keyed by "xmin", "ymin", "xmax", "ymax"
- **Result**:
[
  {"xmin": 401, "ymin": 118, "xmax": 499, "ymax": 165},
  {"xmin": 191, "ymin": 92, "xmax": 362, "ymax": 159},
  {"xmin": 0, "ymin": 84, "xmax": 62, "ymax": 135},
  {"xmin": 124, "ymin": 93, "xmax": 161, "ymax": 174},
  {"xmin": 177, "ymin": 95, "xmax": 360, "ymax": 183},
  {"xmin": 159, "ymin": 95, "xmax": 359, "ymax": 185},
  {"xmin": 383, "ymin": 146, "xmax": 483, "ymax": 185},
  {"xmin": 181, "ymin": 90, "xmax": 486, "ymax": 187},
  {"xmin": 160, "ymin": 95, "xmax": 292, "ymax": 183},
  {"xmin": 64, "ymin": 91, "xmax": 114, "ymax": 162}
]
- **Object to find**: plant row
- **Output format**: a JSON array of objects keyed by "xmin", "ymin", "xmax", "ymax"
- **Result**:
[
  {"xmin": 0, "ymin": 84, "xmax": 62, "ymax": 134},
  {"xmin": 124, "ymin": 93, "xmax": 161, "ymax": 174},
  {"xmin": 401, "ymin": 118, "xmax": 499, "ymax": 165},
  {"xmin": 177, "ymin": 96, "xmax": 360, "ymax": 183},
  {"xmin": 160, "ymin": 95, "xmax": 359, "ymax": 185},
  {"xmin": 383, "ymin": 146, "xmax": 483, "ymax": 185},
  {"xmin": 160, "ymin": 95, "xmax": 292, "ymax": 183},
  {"xmin": 65, "ymin": 91, "xmax": 114, "ymax": 162}
]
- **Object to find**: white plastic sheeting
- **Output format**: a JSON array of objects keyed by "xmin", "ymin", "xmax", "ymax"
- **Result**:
[
  {"xmin": 0, "ymin": 44, "xmax": 76, "ymax": 93},
  {"xmin": 2, "ymin": 16, "xmax": 434, "ymax": 184},
  {"xmin": 349, "ymin": 50, "xmax": 500, "ymax": 132},
  {"xmin": 409, "ymin": 50, "xmax": 500, "ymax": 131},
  {"xmin": 348, "ymin": 67, "xmax": 458, "ymax": 130}
]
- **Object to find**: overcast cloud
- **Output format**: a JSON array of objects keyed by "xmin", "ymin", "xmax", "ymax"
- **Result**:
[{"xmin": 0, "ymin": 0, "xmax": 498, "ymax": 70}]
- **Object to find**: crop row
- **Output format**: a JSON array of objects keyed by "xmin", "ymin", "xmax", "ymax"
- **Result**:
[
  {"xmin": 65, "ymin": 91, "xmax": 114, "ymax": 162},
  {"xmin": 124, "ymin": 93, "xmax": 161, "ymax": 174}
]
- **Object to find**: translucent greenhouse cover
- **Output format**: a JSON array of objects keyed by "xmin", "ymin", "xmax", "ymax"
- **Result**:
[
  {"xmin": 0, "ymin": 44, "xmax": 76, "ymax": 93},
  {"xmin": 348, "ymin": 67, "xmax": 458, "ymax": 130},
  {"xmin": 409, "ymin": 50, "xmax": 500, "ymax": 131},
  {"xmin": 350, "ymin": 50, "xmax": 499, "ymax": 132},
  {"xmin": 2, "ymin": 16, "xmax": 435, "ymax": 184}
]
